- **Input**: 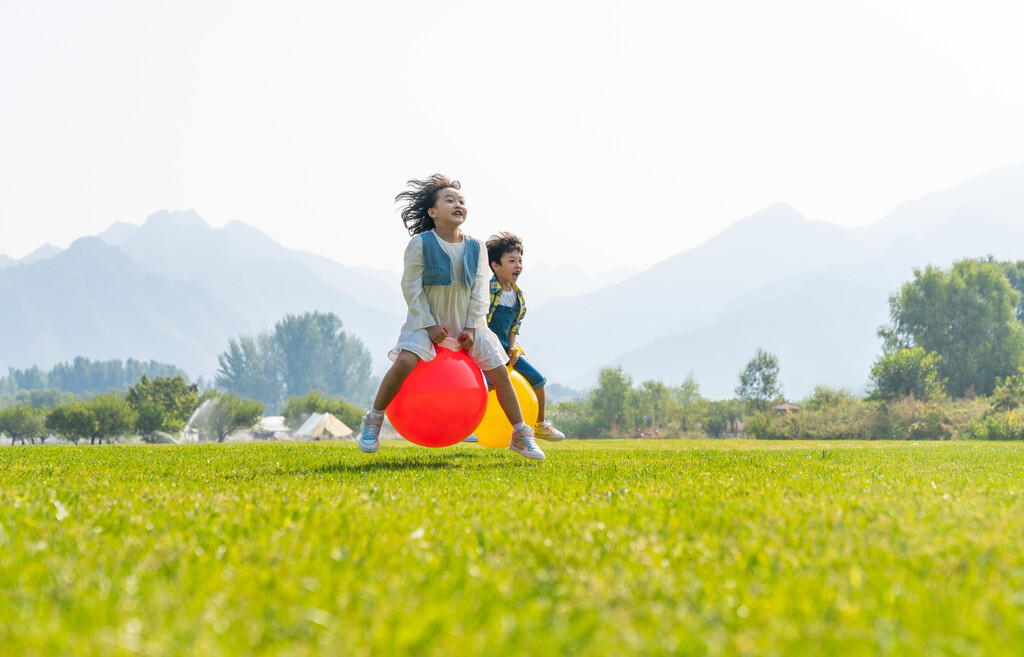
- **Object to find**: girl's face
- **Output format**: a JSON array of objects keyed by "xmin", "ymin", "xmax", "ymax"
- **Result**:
[
  {"xmin": 490, "ymin": 249, "xmax": 523, "ymax": 289},
  {"xmin": 428, "ymin": 187, "xmax": 468, "ymax": 229}
]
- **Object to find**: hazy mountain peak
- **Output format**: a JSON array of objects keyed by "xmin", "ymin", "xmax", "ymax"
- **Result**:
[
  {"xmin": 861, "ymin": 161, "xmax": 1024, "ymax": 243},
  {"xmin": 63, "ymin": 235, "xmax": 128, "ymax": 258},
  {"xmin": 731, "ymin": 202, "xmax": 807, "ymax": 230},
  {"xmin": 144, "ymin": 209, "xmax": 210, "ymax": 231},
  {"xmin": 0, "ymin": 254, "xmax": 14, "ymax": 269},
  {"xmin": 20, "ymin": 243, "xmax": 63, "ymax": 265},
  {"xmin": 97, "ymin": 220, "xmax": 139, "ymax": 246}
]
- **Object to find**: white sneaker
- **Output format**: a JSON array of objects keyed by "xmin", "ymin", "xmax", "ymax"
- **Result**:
[
  {"xmin": 533, "ymin": 421, "xmax": 565, "ymax": 441},
  {"xmin": 462, "ymin": 434, "xmax": 479, "ymax": 443},
  {"xmin": 359, "ymin": 411, "xmax": 383, "ymax": 453},
  {"xmin": 510, "ymin": 426, "xmax": 545, "ymax": 460}
]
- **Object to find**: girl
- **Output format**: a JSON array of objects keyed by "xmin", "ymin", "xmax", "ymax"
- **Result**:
[{"xmin": 359, "ymin": 175, "xmax": 545, "ymax": 460}]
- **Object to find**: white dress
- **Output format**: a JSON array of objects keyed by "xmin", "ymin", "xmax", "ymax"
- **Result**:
[{"xmin": 389, "ymin": 230, "xmax": 508, "ymax": 372}]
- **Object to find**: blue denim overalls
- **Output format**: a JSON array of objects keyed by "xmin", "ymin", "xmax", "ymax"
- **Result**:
[{"xmin": 487, "ymin": 303, "xmax": 546, "ymax": 389}]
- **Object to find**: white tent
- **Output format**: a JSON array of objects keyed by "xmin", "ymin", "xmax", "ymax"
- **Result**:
[{"xmin": 294, "ymin": 412, "xmax": 354, "ymax": 441}]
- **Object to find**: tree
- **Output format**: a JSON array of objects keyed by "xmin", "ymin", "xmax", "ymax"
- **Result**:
[
  {"xmin": 46, "ymin": 403, "xmax": 95, "ymax": 444},
  {"xmin": 867, "ymin": 347, "xmax": 945, "ymax": 402},
  {"xmin": 192, "ymin": 392, "xmax": 264, "ymax": 443},
  {"xmin": 0, "ymin": 405, "xmax": 46, "ymax": 444},
  {"xmin": 282, "ymin": 390, "xmax": 363, "ymax": 432},
  {"xmin": 273, "ymin": 312, "xmax": 373, "ymax": 403},
  {"xmin": 996, "ymin": 259, "xmax": 1024, "ymax": 323},
  {"xmin": 85, "ymin": 395, "xmax": 137, "ymax": 444},
  {"xmin": 675, "ymin": 373, "xmax": 704, "ymax": 434},
  {"xmin": 126, "ymin": 375, "xmax": 200, "ymax": 440},
  {"xmin": 701, "ymin": 400, "xmax": 742, "ymax": 438},
  {"xmin": 735, "ymin": 348, "xmax": 783, "ymax": 412},
  {"xmin": 803, "ymin": 385, "xmax": 855, "ymax": 411},
  {"xmin": 880, "ymin": 259, "xmax": 1024, "ymax": 397},
  {"xmin": 627, "ymin": 380, "xmax": 675, "ymax": 431},
  {"xmin": 589, "ymin": 367, "xmax": 632, "ymax": 432},
  {"xmin": 215, "ymin": 312, "xmax": 374, "ymax": 413},
  {"xmin": 215, "ymin": 335, "xmax": 281, "ymax": 411}
]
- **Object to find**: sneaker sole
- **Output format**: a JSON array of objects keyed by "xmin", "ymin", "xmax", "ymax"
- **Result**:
[
  {"xmin": 510, "ymin": 449, "xmax": 545, "ymax": 461},
  {"xmin": 535, "ymin": 435, "xmax": 564, "ymax": 442},
  {"xmin": 358, "ymin": 442, "xmax": 379, "ymax": 453}
]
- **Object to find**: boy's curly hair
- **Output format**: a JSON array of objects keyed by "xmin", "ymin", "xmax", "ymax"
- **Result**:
[
  {"xmin": 486, "ymin": 232, "xmax": 524, "ymax": 268},
  {"xmin": 395, "ymin": 174, "xmax": 461, "ymax": 236}
]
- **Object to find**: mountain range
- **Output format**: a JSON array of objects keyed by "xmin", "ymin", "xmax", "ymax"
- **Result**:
[
  {"xmin": 2, "ymin": 162, "xmax": 1023, "ymax": 399},
  {"xmin": 527, "ymin": 163, "xmax": 1024, "ymax": 396},
  {"xmin": 1, "ymin": 211, "xmax": 405, "ymax": 379}
]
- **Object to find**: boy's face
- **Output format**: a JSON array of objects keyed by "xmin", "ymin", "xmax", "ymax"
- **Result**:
[{"xmin": 491, "ymin": 249, "xmax": 523, "ymax": 288}]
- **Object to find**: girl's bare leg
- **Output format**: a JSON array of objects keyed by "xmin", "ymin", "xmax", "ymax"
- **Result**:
[
  {"xmin": 372, "ymin": 350, "xmax": 420, "ymax": 411},
  {"xmin": 484, "ymin": 365, "xmax": 524, "ymax": 425},
  {"xmin": 535, "ymin": 386, "xmax": 546, "ymax": 423}
]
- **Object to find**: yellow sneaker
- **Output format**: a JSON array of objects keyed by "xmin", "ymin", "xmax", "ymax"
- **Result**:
[{"xmin": 534, "ymin": 421, "xmax": 565, "ymax": 441}]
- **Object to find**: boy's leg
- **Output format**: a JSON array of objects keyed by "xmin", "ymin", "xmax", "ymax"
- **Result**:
[
  {"xmin": 484, "ymin": 364, "xmax": 544, "ymax": 461},
  {"xmin": 531, "ymin": 386, "xmax": 565, "ymax": 441},
  {"xmin": 360, "ymin": 350, "xmax": 420, "ymax": 453}
]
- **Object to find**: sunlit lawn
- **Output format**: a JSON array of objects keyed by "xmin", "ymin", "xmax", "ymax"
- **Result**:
[{"xmin": 2, "ymin": 439, "xmax": 1023, "ymax": 656}]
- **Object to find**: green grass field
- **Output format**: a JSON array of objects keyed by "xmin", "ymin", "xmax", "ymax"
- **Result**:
[{"xmin": 2, "ymin": 439, "xmax": 1023, "ymax": 656}]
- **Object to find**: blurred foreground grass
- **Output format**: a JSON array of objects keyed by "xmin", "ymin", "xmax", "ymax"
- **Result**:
[{"xmin": 2, "ymin": 439, "xmax": 1023, "ymax": 656}]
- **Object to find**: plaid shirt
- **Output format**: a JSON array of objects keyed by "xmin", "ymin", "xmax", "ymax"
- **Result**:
[{"xmin": 487, "ymin": 275, "xmax": 527, "ymax": 336}]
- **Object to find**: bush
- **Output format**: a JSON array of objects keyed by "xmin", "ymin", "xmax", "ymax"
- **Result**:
[
  {"xmin": 966, "ymin": 410, "xmax": 1024, "ymax": 441},
  {"xmin": 991, "ymin": 368, "xmax": 1024, "ymax": 412},
  {"xmin": 873, "ymin": 397, "xmax": 952, "ymax": 441},
  {"xmin": 548, "ymin": 399, "xmax": 598, "ymax": 440},
  {"xmin": 803, "ymin": 385, "xmax": 856, "ymax": 411},
  {"xmin": 746, "ymin": 397, "xmax": 956, "ymax": 441}
]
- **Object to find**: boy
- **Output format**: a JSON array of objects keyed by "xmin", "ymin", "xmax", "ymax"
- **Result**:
[{"xmin": 485, "ymin": 232, "xmax": 566, "ymax": 443}]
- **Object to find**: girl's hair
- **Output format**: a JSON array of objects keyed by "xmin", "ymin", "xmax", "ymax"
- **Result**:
[
  {"xmin": 395, "ymin": 174, "xmax": 461, "ymax": 236},
  {"xmin": 486, "ymin": 232, "xmax": 524, "ymax": 267}
]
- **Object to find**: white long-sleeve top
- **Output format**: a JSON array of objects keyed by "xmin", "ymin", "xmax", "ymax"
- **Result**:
[{"xmin": 389, "ymin": 230, "xmax": 507, "ymax": 371}]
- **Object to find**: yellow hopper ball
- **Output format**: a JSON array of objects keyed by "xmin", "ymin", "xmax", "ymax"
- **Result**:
[{"xmin": 474, "ymin": 369, "xmax": 539, "ymax": 448}]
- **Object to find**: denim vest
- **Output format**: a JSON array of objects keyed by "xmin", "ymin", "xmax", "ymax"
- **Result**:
[{"xmin": 421, "ymin": 231, "xmax": 480, "ymax": 287}]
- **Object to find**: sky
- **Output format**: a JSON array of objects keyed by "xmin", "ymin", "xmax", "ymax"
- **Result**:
[{"xmin": 2, "ymin": 0, "xmax": 1024, "ymax": 274}]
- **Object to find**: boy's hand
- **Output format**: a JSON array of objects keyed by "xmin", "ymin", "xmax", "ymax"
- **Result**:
[
  {"xmin": 459, "ymin": 328, "xmax": 476, "ymax": 350},
  {"xmin": 507, "ymin": 333, "xmax": 519, "ymax": 366},
  {"xmin": 427, "ymin": 325, "xmax": 448, "ymax": 344}
]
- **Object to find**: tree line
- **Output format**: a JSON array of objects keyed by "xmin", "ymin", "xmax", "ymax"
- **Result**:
[
  {"xmin": 0, "ymin": 374, "xmax": 265, "ymax": 445},
  {"xmin": 7, "ymin": 259, "xmax": 1024, "ymax": 444},
  {"xmin": 1, "ymin": 357, "xmax": 190, "ymax": 398},
  {"xmin": 1, "ymin": 312, "xmax": 376, "ymax": 445},
  {"xmin": 549, "ymin": 257, "xmax": 1024, "ymax": 441},
  {"xmin": 0, "ymin": 374, "xmax": 369, "ymax": 445}
]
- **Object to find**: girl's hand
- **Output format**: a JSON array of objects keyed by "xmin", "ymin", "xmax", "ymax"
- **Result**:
[
  {"xmin": 459, "ymin": 328, "xmax": 476, "ymax": 350},
  {"xmin": 508, "ymin": 347, "xmax": 520, "ymax": 367},
  {"xmin": 427, "ymin": 325, "xmax": 448, "ymax": 344}
]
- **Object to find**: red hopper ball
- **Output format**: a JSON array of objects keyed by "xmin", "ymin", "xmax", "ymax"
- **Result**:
[{"xmin": 385, "ymin": 345, "xmax": 487, "ymax": 448}]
